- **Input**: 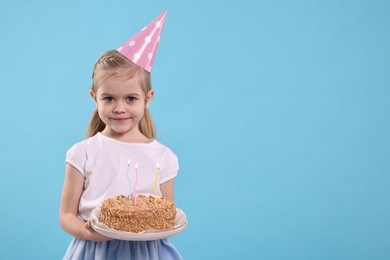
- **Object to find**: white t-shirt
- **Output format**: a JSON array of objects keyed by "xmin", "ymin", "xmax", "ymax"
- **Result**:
[{"xmin": 65, "ymin": 132, "xmax": 179, "ymax": 221}]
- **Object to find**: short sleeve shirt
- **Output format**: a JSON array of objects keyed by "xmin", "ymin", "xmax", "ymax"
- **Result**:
[{"xmin": 66, "ymin": 132, "xmax": 179, "ymax": 220}]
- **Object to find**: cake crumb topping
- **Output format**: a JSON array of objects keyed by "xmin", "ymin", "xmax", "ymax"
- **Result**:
[{"xmin": 99, "ymin": 195, "xmax": 176, "ymax": 233}]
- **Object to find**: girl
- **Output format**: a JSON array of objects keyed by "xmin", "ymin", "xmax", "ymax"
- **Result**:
[{"xmin": 59, "ymin": 49, "xmax": 182, "ymax": 259}]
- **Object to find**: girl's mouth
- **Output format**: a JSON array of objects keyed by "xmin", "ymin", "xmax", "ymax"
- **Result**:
[{"xmin": 112, "ymin": 117, "xmax": 130, "ymax": 122}]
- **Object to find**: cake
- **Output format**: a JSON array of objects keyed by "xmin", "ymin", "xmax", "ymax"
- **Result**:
[{"xmin": 99, "ymin": 194, "xmax": 176, "ymax": 233}]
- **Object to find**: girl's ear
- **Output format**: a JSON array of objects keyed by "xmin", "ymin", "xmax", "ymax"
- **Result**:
[
  {"xmin": 145, "ymin": 89, "xmax": 154, "ymax": 109},
  {"xmin": 90, "ymin": 89, "xmax": 97, "ymax": 102},
  {"xmin": 90, "ymin": 89, "xmax": 98, "ymax": 108}
]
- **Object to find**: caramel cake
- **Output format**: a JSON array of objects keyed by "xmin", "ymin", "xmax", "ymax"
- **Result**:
[{"xmin": 99, "ymin": 195, "xmax": 176, "ymax": 233}]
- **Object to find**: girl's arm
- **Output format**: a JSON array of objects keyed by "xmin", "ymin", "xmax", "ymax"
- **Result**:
[
  {"xmin": 60, "ymin": 163, "xmax": 111, "ymax": 241},
  {"xmin": 160, "ymin": 178, "xmax": 175, "ymax": 202}
]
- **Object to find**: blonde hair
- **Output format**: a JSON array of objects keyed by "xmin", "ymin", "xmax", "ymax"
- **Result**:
[{"xmin": 86, "ymin": 50, "xmax": 156, "ymax": 139}]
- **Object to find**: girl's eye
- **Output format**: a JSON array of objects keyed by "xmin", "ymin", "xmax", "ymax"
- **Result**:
[
  {"xmin": 127, "ymin": 96, "xmax": 136, "ymax": 103},
  {"xmin": 103, "ymin": 97, "xmax": 113, "ymax": 102}
]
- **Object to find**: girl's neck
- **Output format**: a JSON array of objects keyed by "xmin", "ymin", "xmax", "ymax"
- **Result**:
[{"xmin": 100, "ymin": 128, "xmax": 153, "ymax": 144}]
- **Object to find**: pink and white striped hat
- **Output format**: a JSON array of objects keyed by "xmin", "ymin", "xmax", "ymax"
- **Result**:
[{"xmin": 117, "ymin": 11, "xmax": 167, "ymax": 72}]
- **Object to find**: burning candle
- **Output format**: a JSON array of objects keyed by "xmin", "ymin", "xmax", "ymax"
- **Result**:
[
  {"xmin": 154, "ymin": 162, "xmax": 161, "ymax": 203},
  {"xmin": 133, "ymin": 163, "xmax": 139, "ymax": 205},
  {"xmin": 126, "ymin": 158, "xmax": 132, "ymax": 199}
]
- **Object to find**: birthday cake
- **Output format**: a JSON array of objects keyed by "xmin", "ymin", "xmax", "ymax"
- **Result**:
[{"xmin": 99, "ymin": 195, "xmax": 176, "ymax": 233}]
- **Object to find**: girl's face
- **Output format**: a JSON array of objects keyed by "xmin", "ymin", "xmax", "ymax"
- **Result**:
[{"xmin": 91, "ymin": 75, "xmax": 154, "ymax": 141}]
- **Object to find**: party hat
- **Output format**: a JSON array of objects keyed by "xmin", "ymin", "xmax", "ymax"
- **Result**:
[{"xmin": 117, "ymin": 11, "xmax": 167, "ymax": 72}]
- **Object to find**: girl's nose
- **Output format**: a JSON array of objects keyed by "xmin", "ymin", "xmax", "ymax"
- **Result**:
[{"xmin": 113, "ymin": 101, "xmax": 126, "ymax": 113}]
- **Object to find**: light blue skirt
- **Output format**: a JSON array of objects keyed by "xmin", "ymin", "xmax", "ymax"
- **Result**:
[{"xmin": 63, "ymin": 238, "xmax": 183, "ymax": 260}]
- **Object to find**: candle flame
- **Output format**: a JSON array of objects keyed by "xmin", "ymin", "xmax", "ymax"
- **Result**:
[
  {"xmin": 156, "ymin": 162, "xmax": 160, "ymax": 169},
  {"xmin": 127, "ymin": 158, "xmax": 131, "ymax": 166},
  {"xmin": 135, "ymin": 163, "xmax": 139, "ymax": 169}
]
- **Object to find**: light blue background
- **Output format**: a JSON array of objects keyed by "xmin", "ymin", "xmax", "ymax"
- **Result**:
[{"xmin": 0, "ymin": 0, "xmax": 389, "ymax": 259}]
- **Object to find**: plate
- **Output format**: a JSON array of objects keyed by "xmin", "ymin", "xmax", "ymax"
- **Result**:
[{"xmin": 91, "ymin": 207, "xmax": 188, "ymax": 241}]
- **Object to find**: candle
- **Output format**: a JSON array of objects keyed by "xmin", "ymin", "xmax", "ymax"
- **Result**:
[
  {"xmin": 133, "ymin": 163, "xmax": 139, "ymax": 205},
  {"xmin": 126, "ymin": 158, "xmax": 132, "ymax": 199},
  {"xmin": 154, "ymin": 162, "xmax": 161, "ymax": 203}
]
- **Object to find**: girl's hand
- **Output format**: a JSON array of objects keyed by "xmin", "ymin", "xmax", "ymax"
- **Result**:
[{"xmin": 84, "ymin": 221, "xmax": 112, "ymax": 242}]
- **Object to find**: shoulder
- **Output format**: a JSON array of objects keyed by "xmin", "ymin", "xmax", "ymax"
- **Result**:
[
  {"xmin": 151, "ymin": 140, "xmax": 179, "ymax": 168},
  {"xmin": 151, "ymin": 140, "xmax": 178, "ymax": 159},
  {"xmin": 151, "ymin": 140, "xmax": 179, "ymax": 182},
  {"xmin": 66, "ymin": 134, "xmax": 102, "ymax": 156},
  {"xmin": 65, "ymin": 134, "xmax": 103, "ymax": 175}
]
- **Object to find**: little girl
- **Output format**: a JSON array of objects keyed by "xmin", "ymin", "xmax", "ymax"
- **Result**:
[{"xmin": 60, "ymin": 12, "xmax": 183, "ymax": 260}]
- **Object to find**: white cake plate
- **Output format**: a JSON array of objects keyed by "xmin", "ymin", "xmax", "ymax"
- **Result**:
[{"xmin": 91, "ymin": 207, "xmax": 188, "ymax": 241}]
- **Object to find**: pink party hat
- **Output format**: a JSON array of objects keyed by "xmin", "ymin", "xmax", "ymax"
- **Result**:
[{"xmin": 117, "ymin": 11, "xmax": 167, "ymax": 72}]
